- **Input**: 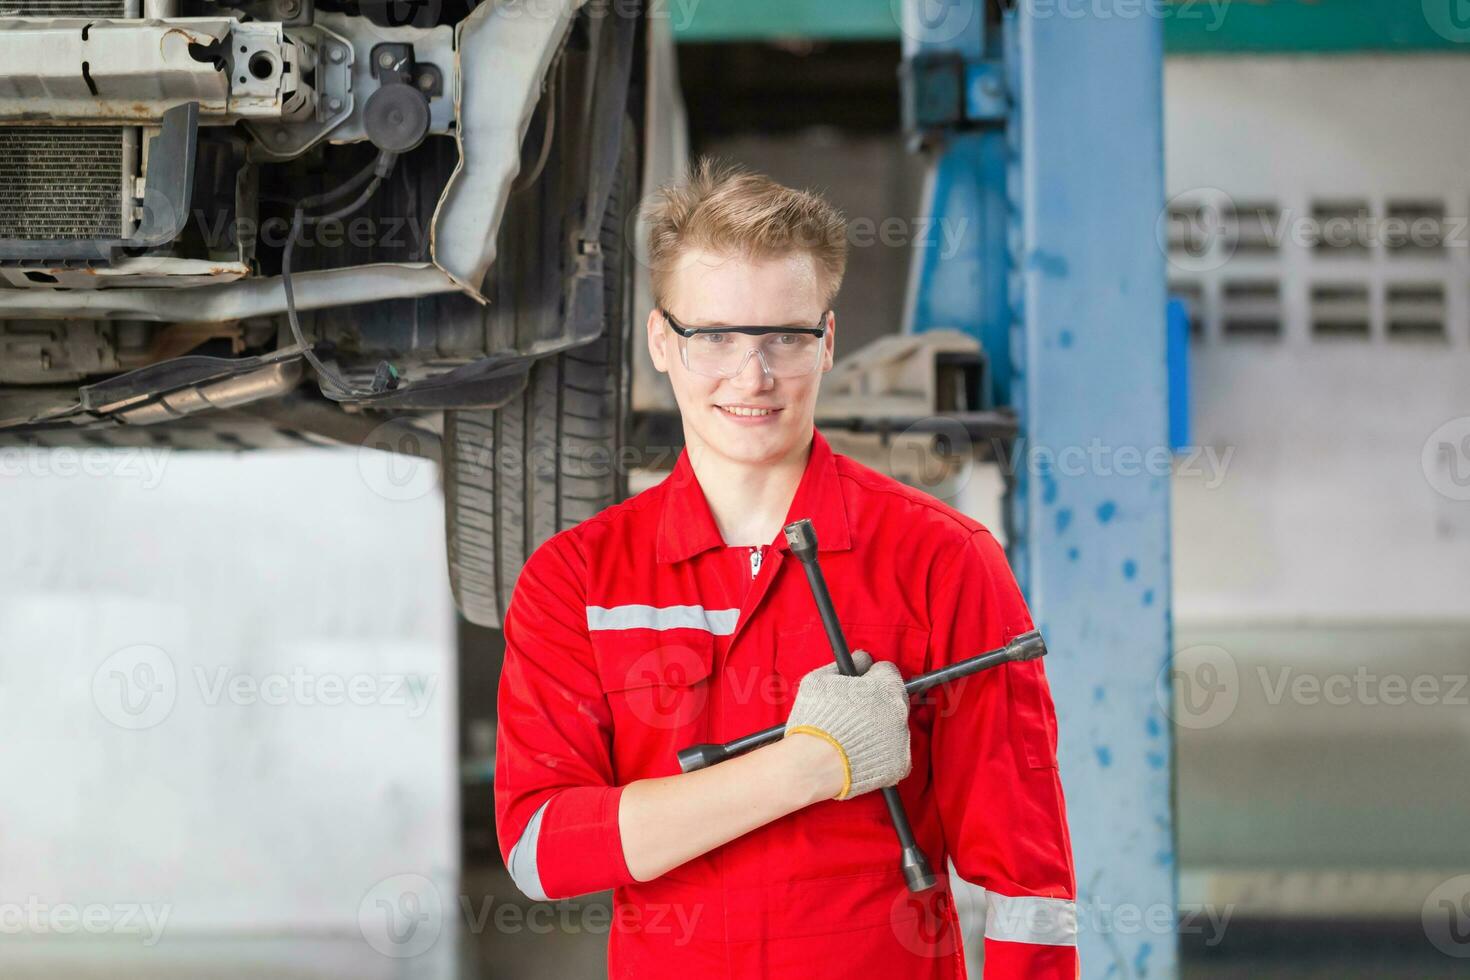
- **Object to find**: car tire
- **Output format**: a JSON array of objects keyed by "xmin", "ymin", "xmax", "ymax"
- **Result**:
[{"xmin": 443, "ymin": 119, "xmax": 637, "ymax": 628}]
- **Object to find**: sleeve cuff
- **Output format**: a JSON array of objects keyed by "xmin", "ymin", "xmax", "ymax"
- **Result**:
[{"xmin": 533, "ymin": 784, "xmax": 635, "ymax": 899}]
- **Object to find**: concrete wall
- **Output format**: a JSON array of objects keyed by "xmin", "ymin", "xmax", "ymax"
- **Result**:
[
  {"xmin": 0, "ymin": 447, "xmax": 458, "ymax": 942},
  {"xmin": 1163, "ymin": 54, "xmax": 1470, "ymax": 913},
  {"xmin": 1164, "ymin": 54, "xmax": 1470, "ymax": 623}
]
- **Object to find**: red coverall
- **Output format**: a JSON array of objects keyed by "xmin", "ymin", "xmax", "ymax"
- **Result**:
[{"xmin": 495, "ymin": 428, "xmax": 1078, "ymax": 978}]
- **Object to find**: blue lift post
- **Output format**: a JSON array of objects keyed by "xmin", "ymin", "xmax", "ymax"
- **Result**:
[{"xmin": 905, "ymin": 3, "xmax": 1177, "ymax": 977}]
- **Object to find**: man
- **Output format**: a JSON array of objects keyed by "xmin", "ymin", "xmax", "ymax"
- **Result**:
[{"xmin": 494, "ymin": 159, "xmax": 1078, "ymax": 978}]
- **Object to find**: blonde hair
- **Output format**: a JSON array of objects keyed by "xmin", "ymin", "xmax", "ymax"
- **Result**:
[{"xmin": 642, "ymin": 156, "xmax": 849, "ymax": 310}]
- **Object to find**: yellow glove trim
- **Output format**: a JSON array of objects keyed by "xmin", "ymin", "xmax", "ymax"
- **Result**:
[{"xmin": 787, "ymin": 724, "xmax": 853, "ymax": 800}]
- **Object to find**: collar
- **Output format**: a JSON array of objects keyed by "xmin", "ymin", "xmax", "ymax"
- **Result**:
[{"xmin": 656, "ymin": 427, "xmax": 853, "ymax": 563}]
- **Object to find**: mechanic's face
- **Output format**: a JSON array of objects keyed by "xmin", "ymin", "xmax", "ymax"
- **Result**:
[{"xmin": 647, "ymin": 248, "xmax": 835, "ymax": 469}]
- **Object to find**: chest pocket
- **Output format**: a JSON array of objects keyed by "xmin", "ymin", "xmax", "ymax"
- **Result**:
[{"xmin": 591, "ymin": 629, "xmax": 715, "ymax": 779}]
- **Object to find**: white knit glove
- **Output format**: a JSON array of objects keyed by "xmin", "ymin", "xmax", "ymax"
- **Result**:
[{"xmin": 783, "ymin": 650, "xmax": 912, "ymax": 800}]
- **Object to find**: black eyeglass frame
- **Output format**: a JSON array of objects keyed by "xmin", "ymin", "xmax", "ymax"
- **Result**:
[
  {"xmin": 661, "ymin": 308, "xmax": 834, "ymax": 382},
  {"xmin": 659, "ymin": 308, "xmax": 831, "ymax": 339}
]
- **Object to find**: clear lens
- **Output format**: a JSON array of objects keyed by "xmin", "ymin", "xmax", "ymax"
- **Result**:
[{"xmin": 683, "ymin": 331, "xmax": 822, "ymax": 379}]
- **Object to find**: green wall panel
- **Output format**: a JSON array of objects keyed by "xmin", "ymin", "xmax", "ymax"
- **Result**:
[{"xmin": 671, "ymin": 0, "xmax": 1470, "ymax": 53}]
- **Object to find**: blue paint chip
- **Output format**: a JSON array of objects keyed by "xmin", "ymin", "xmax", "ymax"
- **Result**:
[
  {"xmin": 1134, "ymin": 942, "xmax": 1153, "ymax": 976},
  {"xmin": 1067, "ymin": 547, "xmax": 1079, "ymax": 562},
  {"xmin": 1058, "ymin": 329, "xmax": 1074, "ymax": 348},
  {"xmin": 1146, "ymin": 752, "xmax": 1166, "ymax": 770},
  {"xmin": 1096, "ymin": 500, "xmax": 1117, "ymax": 524},
  {"xmin": 1093, "ymin": 685, "xmax": 1105, "ymax": 703},
  {"xmin": 1095, "ymin": 745, "xmax": 1112, "ymax": 767},
  {"xmin": 1041, "ymin": 471, "xmax": 1058, "ymax": 506},
  {"xmin": 1026, "ymin": 249, "xmax": 1070, "ymax": 278},
  {"xmin": 1142, "ymin": 589, "xmax": 1155, "ymax": 606},
  {"xmin": 1146, "ymin": 715, "xmax": 1161, "ymax": 737},
  {"xmin": 1123, "ymin": 559, "xmax": 1137, "ymax": 580},
  {"xmin": 1055, "ymin": 508, "xmax": 1072, "ymax": 533}
]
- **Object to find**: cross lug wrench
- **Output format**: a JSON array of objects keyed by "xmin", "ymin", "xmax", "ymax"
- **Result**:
[{"xmin": 783, "ymin": 518, "xmax": 937, "ymax": 894}]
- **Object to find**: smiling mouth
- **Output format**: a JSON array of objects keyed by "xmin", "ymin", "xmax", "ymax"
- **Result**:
[{"xmin": 716, "ymin": 405, "xmax": 781, "ymax": 418}]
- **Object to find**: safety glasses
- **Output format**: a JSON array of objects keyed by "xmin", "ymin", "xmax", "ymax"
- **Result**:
[{"xmin": 662, "ymin": 308, "xmax": 830, "ymax": 380}]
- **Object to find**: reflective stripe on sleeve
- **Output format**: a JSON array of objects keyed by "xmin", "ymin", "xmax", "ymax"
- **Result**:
[
  {"xmin": 984, "ymin": 892, "xmax": 1078, "ymax": 947},
  {"xmin": 506, "ymin": 799, "xmax": 551, "ymax": 902},
  {"xmin": 586, "ymin": 604, "xmax": 740, "ymax": 635}
]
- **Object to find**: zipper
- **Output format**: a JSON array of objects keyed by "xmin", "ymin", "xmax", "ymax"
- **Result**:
[{"xmin": 749, "ymin": 545, "xmax": 764, "ymax": 579}]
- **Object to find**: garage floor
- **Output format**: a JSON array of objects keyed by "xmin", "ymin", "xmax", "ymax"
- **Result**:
[{"xmin": 5, "ymin": 865, "xmax": 1453, "ymax": 980}]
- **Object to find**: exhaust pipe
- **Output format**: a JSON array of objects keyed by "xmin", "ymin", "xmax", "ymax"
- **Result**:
[{"xmin": 116, "ymin": 360, "xmax": 303, "ymax": 425}]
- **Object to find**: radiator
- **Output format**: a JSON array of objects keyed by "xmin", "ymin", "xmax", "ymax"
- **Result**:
[
  {"xmin": 0, "ymin": 127, "xmax": 127, "ymax": 240},
  {"xmin": 0, "ymin": 0, "xmax": 133, "ymax": 243}
]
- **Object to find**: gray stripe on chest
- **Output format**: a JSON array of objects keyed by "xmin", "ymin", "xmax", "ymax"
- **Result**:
[{"xmin": 586, "ymin": 604, "xmax": 741, "ymax": 635}]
